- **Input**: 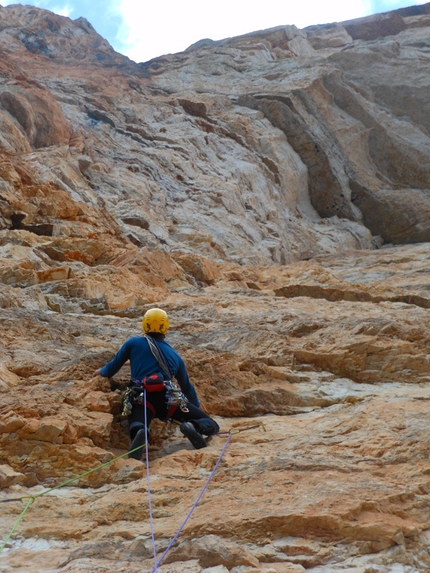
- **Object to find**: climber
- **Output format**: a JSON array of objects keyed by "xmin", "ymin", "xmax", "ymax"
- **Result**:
[{"xmin": 93, "ymin": 308, "xmax": 219, "ymax": 460}]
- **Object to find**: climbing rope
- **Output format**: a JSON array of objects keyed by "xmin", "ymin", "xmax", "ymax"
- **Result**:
[
  {"xmin": 0, "ymin": 497, "xmax": 34, "ymax": 553},
  {"xmin": 148, "ymin": 420, "xmax": 265, "ymax": 571},
  {"xmin": 144, "ymin": 389, "xmax": 157, "ymax": 568},
  {"xmin": 150, "ymin": 430, "xmax": 233, "ymax": 573},
  {"xmin": 0, "ymin": 421, "xmax": 264, "ymax": 557},
  {"xmin": 0, "ymin": 440, "xmax": 146, "ymax": 554}
]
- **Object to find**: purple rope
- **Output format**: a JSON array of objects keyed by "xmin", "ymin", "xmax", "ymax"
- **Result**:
[
  {"xmin": 144, "ymin": 389, "xmax": 157, "ymax": 568},
  {"xmin": 150, "ymin": 431, "xmax": 233, "ymax": 573}
]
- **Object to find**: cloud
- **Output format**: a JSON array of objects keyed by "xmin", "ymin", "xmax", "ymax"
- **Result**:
[
  {"xmin": 2, "ymin": 0, "xmax": 428, "ymax": 63},
  {"xmin": 117, "ymin": 0, "xmax": 376, "ymax": 62},
  {"xmin": 49, "ymin": 3, "xmax": 72, "ymax": 17}
]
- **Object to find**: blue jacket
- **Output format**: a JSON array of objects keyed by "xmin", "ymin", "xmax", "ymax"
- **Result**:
[{"xmin": 100, "ymin": 336, "xmax": 200, "ymax": 407}]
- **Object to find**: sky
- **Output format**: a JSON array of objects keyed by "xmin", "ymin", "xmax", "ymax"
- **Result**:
[{"xmin": 1, "ymin": 0, "xmax": 428, "ymax": 62}]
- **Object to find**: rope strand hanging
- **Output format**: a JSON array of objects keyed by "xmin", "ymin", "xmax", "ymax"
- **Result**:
[
  {"xmin": 0, "ymin": 422, "xmax": 264, "ymax": 557},
  {"xmin": 144, "ymin": 388, "xmax": 158, "ymax": 568},
  {"xmin": 150, "ymin": 431, "xmax": 233, "ymax": 573}
]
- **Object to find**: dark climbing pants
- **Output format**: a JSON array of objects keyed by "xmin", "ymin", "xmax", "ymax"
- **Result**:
[{"xmin": 128, "ymin": 390, "xmax": 219, "ymax": 441}]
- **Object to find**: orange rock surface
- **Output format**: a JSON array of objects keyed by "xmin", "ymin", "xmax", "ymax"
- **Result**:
[{"xmin": 1, "ymin": 3, "xmax": 430, "ymax": 572}]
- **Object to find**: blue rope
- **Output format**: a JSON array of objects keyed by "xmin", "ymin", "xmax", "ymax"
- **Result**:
[
  {"xmin": 150, "ymin": 431, "xmax": 232, "ymax": 573},
  {"xmin": 144, "ymin": 389, "xmax": 158, "ymax": 569},
  {"xmin": 2, "ymin": 418, "xmax": 256, "ymax": 559}
]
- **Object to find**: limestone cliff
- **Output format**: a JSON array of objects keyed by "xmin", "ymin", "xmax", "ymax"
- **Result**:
[{"xmin": 1, "ymin": 3, "xmax": 430, "ymax": 573}]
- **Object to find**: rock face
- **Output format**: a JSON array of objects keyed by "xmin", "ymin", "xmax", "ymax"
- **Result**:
[{"xmin": 1, "ymin": 3, "xmax": 430, "ymax": 573}]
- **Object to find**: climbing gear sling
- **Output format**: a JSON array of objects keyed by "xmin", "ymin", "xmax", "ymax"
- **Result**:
[
  {"xmin": 144, "ymin": 334, "xmax": 189, "ymax": 414},
  {"xmin": 121, "ymin": 335, "xmax": 189, "ymax": 417}
]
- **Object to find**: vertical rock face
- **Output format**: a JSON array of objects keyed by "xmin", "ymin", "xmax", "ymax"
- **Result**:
[
  {"xmin": 0, "ymin": 4, "xmax": 429, "ymax": 266},
  {"xmin": 1, "ymin": 4, "xmax": 430, "ymax": 573}
]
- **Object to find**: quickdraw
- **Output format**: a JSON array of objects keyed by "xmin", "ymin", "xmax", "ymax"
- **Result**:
[
  {"xmin": 122, "ymin": 386, "xmax": 136, "ymax": 416},
  {"xmin": 165, "ymin": 378, "xmax": 189, "ymax": 413},
  {"xmin": 121, "ymin": 377, "xmax": 189, "ymax": 417}
]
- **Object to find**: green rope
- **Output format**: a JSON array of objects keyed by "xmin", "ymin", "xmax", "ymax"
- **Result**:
[
  {"xmin": 0, "ymin": 441, "xmax": 146, "ymax": 554},
  {"xmin": 0, "ymin": 498, "xmax": 35, "ymax": 553},
  {"xmin": 0, "ymin": 421, "xmax": 265, "ymax": 555}
]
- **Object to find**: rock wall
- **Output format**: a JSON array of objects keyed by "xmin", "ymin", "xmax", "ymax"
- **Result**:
[{"xmin": 1, "ymin": 3, "xmax": 430, "ymax": 573}]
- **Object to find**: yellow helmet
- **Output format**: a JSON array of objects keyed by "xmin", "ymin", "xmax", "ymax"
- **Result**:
[{"xmin": 142, "ymin": 308, "xmax": 169, "ymax": 334}]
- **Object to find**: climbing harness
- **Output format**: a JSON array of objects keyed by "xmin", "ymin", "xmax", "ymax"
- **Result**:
[
  {"xmin": 122, "ymin": 374, "xmax": 165, "ymax": 416},
  {"xmin": 164, "ymin": 378, "xmax": 189, "ymax": 413},
  {"xmin": 143, "ymin": 335, "xmax": 189, "ymax": 413},
  {"xmin": 121, "ymin": 335, "xmax": 189, "ymax": 417},
  {"xmin": 2, "ymin": 331, "xmax": 264, "ymax": 562},
  {"xmin": 122, "ymin": 378, "xmax": 188, "ymax": 417}
]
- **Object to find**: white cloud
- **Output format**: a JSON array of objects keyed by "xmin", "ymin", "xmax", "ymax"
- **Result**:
[
  {"xmin": 117, "ymin": 0, "xmax": 374, "ymax": 63},
  {"xmin": 2, "ymin": 0, "xmax": 428, "ymax": 63},
  {"xmin": 50, "ymin": 3, "xmax": 72, "ymax": 17}
]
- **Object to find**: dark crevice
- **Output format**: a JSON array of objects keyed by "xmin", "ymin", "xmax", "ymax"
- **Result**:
[
  {"xmin": 237, "ymin": 93, "xmax": 357, "ymax": 220},
  {"xmin": 275, "ymin": 283, "xmax": 430, "ymax": 309},
  {"xmin": 11, "ymin": 213, "xmax": 54, "ymax": 236}
]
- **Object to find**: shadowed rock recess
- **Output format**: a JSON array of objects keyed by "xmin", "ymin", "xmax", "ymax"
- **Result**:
[{"xmin": 1, "ymin": 3, "xmax": 430, "ymax": 572}]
